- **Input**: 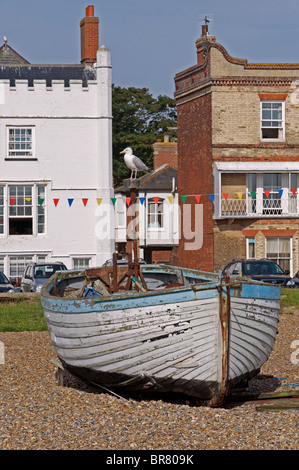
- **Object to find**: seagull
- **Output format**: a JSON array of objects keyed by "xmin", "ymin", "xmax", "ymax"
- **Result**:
[{"xmin": 120, "ymin": 147, "xmax": 150, "ymax": 179}]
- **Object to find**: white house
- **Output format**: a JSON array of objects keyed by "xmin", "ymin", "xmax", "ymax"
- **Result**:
[
  {"xmin": 115, "ymin": 164, "xmax": 179, "ymax": 264},
  {"xmin": 0, "ymin": 6, "xmax": 114, "ymax": 282}
]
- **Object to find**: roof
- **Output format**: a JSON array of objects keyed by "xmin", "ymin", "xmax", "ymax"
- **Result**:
[
  {"xmin": 0, "ymin": 41, "xmax": 96, "ymax": 86},
  {"xmin": 0, "ymin": 41, "xmax": 29, "ymax": 65},
  {"xmin": 115, "ymin": 164, "xmax": 178, "ymax": 193}
]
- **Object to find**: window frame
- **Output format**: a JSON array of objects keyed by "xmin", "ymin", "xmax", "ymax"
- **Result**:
[
  {"xmin": 265, "ymin": 237, "xmax": 292, "ymax": 273},
  {"xmin": 6, "ymin": 125, "xmax": 35, "ymax": 159},
  {"xmin": 0, "ymin": 183, "xmax": 46, "ymax": 236},
  {"xmin": 260, "ymin": 100, "xmax": 285, "ymax": 141},
  {"xmin": 147, "ymin": 198, "xmax": 164, "ymax": 230}
]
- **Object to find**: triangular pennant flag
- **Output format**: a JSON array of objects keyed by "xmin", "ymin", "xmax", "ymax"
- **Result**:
[
  {"xmin": 25, "ymin": 197, "xmax": 32, "ymax": 202},
  {"xmin": 139, "ymin": 197, "xmax": 145, "ymax": 205},
  {"xmin": 126, "ymin": 197, "xmax": 131, "ymax": 207},
  {"xmin": 82, "ymin": 198, "xmax": 88, "ymax": 206},
  {"xmin": 264, "ymin": 190, "xmax": 270, "ymax": 198},
  {"xmin": 38, "ymin": 198, "xmax": 44, "ymax": 206},
  {"xmin": 96, "ymin": 198, "xmax": 102, "ymax": 205},
  {"xmin": 250, "ymin": 191, "xmax": 256, "ymax": 199},
  {"xmin": 237, "ymin": 192, "xmax": 243, "ymax": 200},
  {"xmin": 111, "ymin": 197, "xmax": 116, "ymax": 206},
  {"xmin": 168, "ymin": 196, "xmax": 173, "ymax": 204},
  {"xmin": 53, "ymin": 199, "xmax": 59, "ymax": 207},
  {"xmin": 209, "ymin": 194, "xmax": 214, "ymax": 203},
  {"xmin": 223, "ymin": 193, "xmax": 229, "ymax": 201},
  {"xmin": 278, "ymin": 189, "xmax": 283, "ymax": 198},
  {"xmin": 10, "ymin": 198, "xmax": 16, "ymax": 206},
  {"xmin": 195, "ymin": 195, "xmax": 201, "ymax": 203},
  {"xmin": 153, "ymin": 197, "xmax": 159, "ymax": 204},
  {"xmin": 68, "ymin": 198, "xmax": 74, "ymax": 207},
  {"xmin": 181, "ymin": 195, "xmax": 187, "ymax": 204},
  {"xmin": 291, "ymin": 188, "xmax": 296, "ymax": 196}
]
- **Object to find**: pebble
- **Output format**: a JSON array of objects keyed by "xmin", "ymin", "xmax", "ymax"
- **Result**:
[{"xmin": 0, "ymin": 308, "xmax": 298, "ymax": 450}]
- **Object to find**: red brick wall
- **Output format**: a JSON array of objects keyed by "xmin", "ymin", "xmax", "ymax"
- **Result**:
[
  {"xmin": 152, "ymin": 141, "xmax": 178, "ymax": 170},
  {"xmin": 171, "ymin": 93, "xmax": 214, "ymax": 271}
]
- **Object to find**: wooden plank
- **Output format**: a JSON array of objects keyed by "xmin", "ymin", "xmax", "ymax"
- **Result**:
[{"xmin": 256, "ymin": 398, "xmax": 299, "ymax": 411}]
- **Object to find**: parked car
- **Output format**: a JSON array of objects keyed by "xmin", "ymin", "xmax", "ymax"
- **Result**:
[
  {"xmin": 21, "ymin": 262, "xmax": 67, "ymax": 292},
  {"xmin": 292, "ymin": 271, "xmax": 299, "ymax": 288},
  {"xmin": 0, "ymin": 272, "xmax": 16, "ymax": 293},
  {"xmin": 222, "ymin": 259, "xmax": 296, "ymax": 287}
]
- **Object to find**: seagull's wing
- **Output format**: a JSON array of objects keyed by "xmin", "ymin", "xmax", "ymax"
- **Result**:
[{"xmin": 132, "ymin": 155, "xmax": 149, "ymax": 171}]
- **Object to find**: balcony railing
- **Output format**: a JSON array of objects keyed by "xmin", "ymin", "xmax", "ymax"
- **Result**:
[{"xmin": 219, "ymin": 192, "xmax": 298, "ymax": 218}]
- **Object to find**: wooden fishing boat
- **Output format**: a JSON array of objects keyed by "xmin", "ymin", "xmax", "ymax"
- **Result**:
[{"xmin": 40, "ymin": 256, "xmax": 281, "ymax": 406}]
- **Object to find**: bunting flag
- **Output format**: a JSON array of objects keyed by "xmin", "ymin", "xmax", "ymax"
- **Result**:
[
  {"xmin": 25, "ymin": 197, "xmax": 32, "ymax": 202},
  {"xmin": 10, "ymin": 198, "xmax": 16, "ymax": 206},
  {"xmin": 48, "ymin": 187, "xmax": 298, "ymax": 209},
  {"xmin": 38, "ymin": 198, "xmax": 44, "ymax": 206}
]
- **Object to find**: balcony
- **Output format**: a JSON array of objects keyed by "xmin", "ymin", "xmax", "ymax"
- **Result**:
[{"xmin": 219, "ymin": 192, "xmax": 298, "ymax": 218}]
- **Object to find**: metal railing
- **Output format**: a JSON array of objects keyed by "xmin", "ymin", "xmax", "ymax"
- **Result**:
[{"xmin": 220, "ymin": 192, "xmax": 298, "ymax": 218}]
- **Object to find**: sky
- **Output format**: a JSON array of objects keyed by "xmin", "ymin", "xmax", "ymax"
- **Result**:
[{"xmin": 1, "ymin": 0, "xmax": 299, "ymax": 97}]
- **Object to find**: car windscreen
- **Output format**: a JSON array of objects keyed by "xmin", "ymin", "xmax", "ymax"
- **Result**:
[
  {"xmin": 34, "ymin": 265, "xmax": 66, "ymax": 278},
  {"xmin": 0, "ymin": 272, "xmax": 9, "ymax": 284},
  {"xmin": 244, "ymin": 261, "xmax": 284, "ymax": 275}
]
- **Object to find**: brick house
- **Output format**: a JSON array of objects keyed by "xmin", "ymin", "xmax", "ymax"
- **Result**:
[
  {"xmin": 173, "ymin": 24, "xmax": 299, "ymax": 275},
  {"xmin": 0, "ymin": 6, "xmax": 114, "ymax": 281}
]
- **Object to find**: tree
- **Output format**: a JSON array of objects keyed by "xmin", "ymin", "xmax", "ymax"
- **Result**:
[{"xmin": 112, "ymin": 85, "xmax": 177, "ymax": 185}]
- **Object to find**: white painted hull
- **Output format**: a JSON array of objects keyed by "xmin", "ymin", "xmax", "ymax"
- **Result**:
[{"xmin": 41, "ymin": 267, "xmax": 280, "ymax": 406}]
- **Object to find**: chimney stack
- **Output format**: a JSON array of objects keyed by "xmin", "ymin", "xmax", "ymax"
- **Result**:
[
  {"xmin": 195, "ymin": 23, "xmax": 216, "ymax": 66},
  {"xmin": 80, "ymin": 5, "xmax": 99, "ymax": 65}
]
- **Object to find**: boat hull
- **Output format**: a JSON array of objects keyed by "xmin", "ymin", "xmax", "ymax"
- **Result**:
[{"xmin": 41, "ymin": 267, "xmax": 280, "ymax": 406}]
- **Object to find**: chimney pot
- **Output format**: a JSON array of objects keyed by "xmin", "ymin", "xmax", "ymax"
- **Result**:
[
  {"xmin": 202, "ymin": 24, "xmax": 208, "ymax": 37},
  {"xmin": 86, "ymin": 5, "xmax": 94, "ymax": 17}
]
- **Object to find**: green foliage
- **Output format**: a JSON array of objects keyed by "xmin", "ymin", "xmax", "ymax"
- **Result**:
[{"xmin": 112, "ymin": 85, "xmax": 177, "ymax": 185}]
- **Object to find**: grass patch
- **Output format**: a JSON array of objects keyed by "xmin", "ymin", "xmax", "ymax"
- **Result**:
[
  {"xmin": 0, "ymin": 294, "xmax": 47, "ymax": 332},
  {"xmin": 280, "ymin": 287, "xmax": 299, "ymax": 310}
]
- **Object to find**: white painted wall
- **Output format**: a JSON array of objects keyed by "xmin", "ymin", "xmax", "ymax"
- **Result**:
[{"xmin": 0, "ymin": 47, "xmax": 115, "ymax": 276}]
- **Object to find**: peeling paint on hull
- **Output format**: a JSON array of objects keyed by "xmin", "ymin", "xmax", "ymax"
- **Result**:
[{"xmin": 41, "ymin": 266, "xmax": 281, "ymax": 406}]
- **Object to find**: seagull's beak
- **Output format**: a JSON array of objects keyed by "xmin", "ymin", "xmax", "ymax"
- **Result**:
[{"xmin": 120, "ymin": 150, "xmax": 125, "ymax": 154}]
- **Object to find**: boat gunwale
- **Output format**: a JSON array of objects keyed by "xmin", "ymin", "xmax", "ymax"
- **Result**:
[{"xmin": 40, "ymin": 264, "xmax": 281, "ymax": 306}]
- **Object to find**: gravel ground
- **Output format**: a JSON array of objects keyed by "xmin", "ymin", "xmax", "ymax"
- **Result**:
[{"xmin": 0, "ymin": 308, "xmax": 298, "ymax": 451}]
